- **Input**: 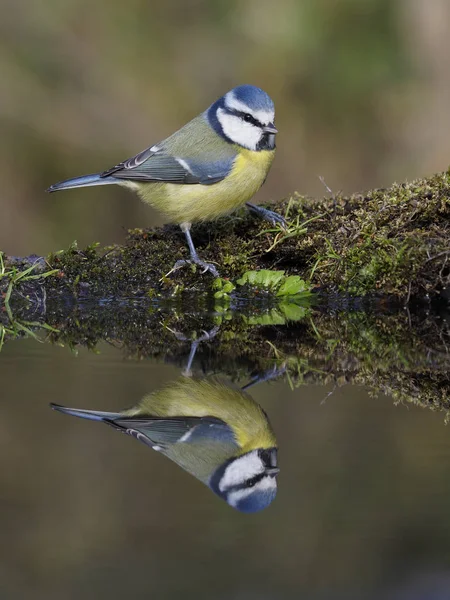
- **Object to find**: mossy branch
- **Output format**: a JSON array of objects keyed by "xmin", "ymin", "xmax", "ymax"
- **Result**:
[{"xmin": 1, "ymin": 170, "xmax": 449, "ymax": 302}]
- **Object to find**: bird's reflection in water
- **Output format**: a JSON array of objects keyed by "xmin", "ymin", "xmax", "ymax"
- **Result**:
[{"xmin": 51, "ymin": 376, "xmax": 279, "ymax": 513}]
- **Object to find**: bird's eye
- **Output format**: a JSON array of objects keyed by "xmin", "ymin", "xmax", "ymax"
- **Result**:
[{"xmin": 243, "ymin": 114, "xmax": 253, "ymax": 122}]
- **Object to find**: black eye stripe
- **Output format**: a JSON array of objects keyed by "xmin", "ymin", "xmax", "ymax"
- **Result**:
[
  {"xmin": 231, "ymin": 110, "xmax": 262, "ymax": 128},
  {"xmin": 225, "ymin": 472, "xmax": 266, "ymax": 492}
]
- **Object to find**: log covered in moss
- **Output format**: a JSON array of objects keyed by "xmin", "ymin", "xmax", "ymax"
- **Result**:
[{"xmin": 0, "ymin": 169, "xmax": 449, "ymax": 302}]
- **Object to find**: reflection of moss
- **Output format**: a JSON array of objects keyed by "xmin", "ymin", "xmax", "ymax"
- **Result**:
[{"xmin": 1, "ymin": 292, "xmax": 448, "ymax": 415}]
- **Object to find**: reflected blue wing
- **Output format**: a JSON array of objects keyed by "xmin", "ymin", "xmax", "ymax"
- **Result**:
[{"xmin": 108, "ymin": 415, "xmax": 236, "ymax": 449}]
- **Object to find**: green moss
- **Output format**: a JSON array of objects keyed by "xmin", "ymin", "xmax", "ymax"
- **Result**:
[
  {"xmin": 1, "ymin": 170, "xmax": 449, "ymax": 301},
  {"xmin": 299, "ymin": 170, "xmax": 450, "ymax": 297}
]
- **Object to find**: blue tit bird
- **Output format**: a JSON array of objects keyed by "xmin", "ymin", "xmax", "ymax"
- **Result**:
[
  {"xmin": 47, "ymin": 85, "xmax": 282, "ymax": 277},
  {"xmin": 50, "ymin": 377, "xmax": 279, "ymax": 513}
]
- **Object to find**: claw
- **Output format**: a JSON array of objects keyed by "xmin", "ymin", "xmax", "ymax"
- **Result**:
[
  {"xmin": 168, "ymin": 329, "xmax": 189, "ymax": 342},
  {"xmin": 199, "ymin": 325, "xmax": 220, "ymax": 342},
  {"xmin": 165, "ymin": 326, "xmax": 220, "ymax": 375},
  {"xmin": 170, "ymin": 258, "xmax": 219, "ymax": 278},
  {"xmin": 267, "ymin": 211, "xmax": 288, "ymax": 228},
  {"xmin": 247, "ymin": 202, "xmax": 287, "ymax": 229},
  {"xmin": 241, "ymin": 363, "xmax": 287, "ymax": 391}
]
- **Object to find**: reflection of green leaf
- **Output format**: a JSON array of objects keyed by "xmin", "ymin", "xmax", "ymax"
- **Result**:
[
  {"xmin": 277, "ymin": 275, "xmax": 311, "ymax": 296},
  {"xmin": 243, "ymin": 310, "xmax": 286, "ymax": 326},
  {"xmin": 242, "ymin": 300, "xmax": 312, "ymax": 325},
  {"xmin": 278, "ymin": 302, "xmax": 310, "ymax": 321},
  {"xmin": 213, "ymin": 277, "xmax": 236, "ymax": 300}
]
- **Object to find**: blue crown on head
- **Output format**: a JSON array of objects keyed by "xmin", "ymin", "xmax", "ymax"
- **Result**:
[{"xmin": 230, "ymin": 85, "xmax": 274, "ymax": 112}]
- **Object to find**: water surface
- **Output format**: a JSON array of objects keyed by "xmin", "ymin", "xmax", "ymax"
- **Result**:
[{"xmin": 1, "ymin": 303, "xmax": 450, "ymax": 599}]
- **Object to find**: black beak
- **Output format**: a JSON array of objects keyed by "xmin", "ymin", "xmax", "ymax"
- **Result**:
[{"xmin": 263, "ymin": 123, "xmax": 278, "ymax": 134}]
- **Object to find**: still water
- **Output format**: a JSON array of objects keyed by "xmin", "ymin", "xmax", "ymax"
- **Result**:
[{"xmin": 1, "ymin": 303, "xmax": 450, "ymax": 599}]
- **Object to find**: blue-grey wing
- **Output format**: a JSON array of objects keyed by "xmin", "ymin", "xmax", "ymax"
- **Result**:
[
  {"xmin": 100, "ymin": 114, "xmax": 236, "ymax": 185},
  {"xmin": 102, "ymin": 148, "xmax": 233, "ymax": 186}
]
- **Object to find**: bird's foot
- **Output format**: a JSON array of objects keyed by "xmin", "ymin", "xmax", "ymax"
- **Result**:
[
  {"xmin": 246, "ymin": 202, "xmax": 287, "ymax": 228},
  {"xmin": 241, "ymin": 363, "xmax": 287, "ymax": 391},
  {"xmin": 168, "ymin": 258, "xmax": 220, "ymax": 278},
  {"xmin": 164, "ymin": 326, "xmax": 221, "ymax": 377},
  {"xmin": 169, "ymin": 325, "xmax": 221, "ymax": 344}
]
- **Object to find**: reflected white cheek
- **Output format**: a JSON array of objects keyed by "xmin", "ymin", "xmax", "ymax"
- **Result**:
[
  {"xmin": 217, "ymin": 109, "xmax": 262, "ymax": 150},
  {"xmin": 219, "ymin": 451, "xmax": 264, "ymax": 491}
]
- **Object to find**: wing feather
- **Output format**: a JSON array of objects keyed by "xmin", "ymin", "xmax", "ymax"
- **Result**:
[
  {"xmin": 105, "ymin": 153, "xmax": 201, "ymax": 184},
  {"xmin": 101, "ymin": 146, "xmax": 158, "ymax": 177},
  {"xmin": 100, "ymin": 114, "xmax": 236, "ymax": 185}
]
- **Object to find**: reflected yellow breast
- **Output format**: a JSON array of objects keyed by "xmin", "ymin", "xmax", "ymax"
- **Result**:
[
  {"xmin": 131, "ymin": 148, "xmax": 275, "ymax": 224},
  {"xmin": 127, "ymin": 377, "xmax": 277, "ymax": 453}
]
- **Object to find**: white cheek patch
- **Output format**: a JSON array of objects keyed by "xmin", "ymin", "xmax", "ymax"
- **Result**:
[
  {"xmin": 226, "ymin": 476, "xmax": 277, "ymax": 508},
  {"xmin": 224, "ymin": 92, "xmax": 275, "ymax": 126},
  {"xmin": 217, "ymin": 108, "xmax": 262, "ymax": 150},
  {"xmin": 219, "ymin": 450, "xmax": 264, "ymax": 491}
]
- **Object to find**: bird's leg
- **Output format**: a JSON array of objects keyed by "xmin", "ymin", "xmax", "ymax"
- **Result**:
[
  {"xmin": 241, "ymin": 363, "xmax": 287, "ymax": 391},
  {"xmin": 170, "ymin": 222, "xmax": 219, "ymax": 278},
  {"xmin": 170, "ymin": 326, "xmax": 221, "ymax": 376},
  {"xmin": 246, "ymin": 202, "xmax": 287, "ymax": 228}
]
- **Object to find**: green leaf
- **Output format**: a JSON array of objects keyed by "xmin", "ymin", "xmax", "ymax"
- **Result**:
[{"xmin": 237, "ymin": 270, "xmax": 286, "ymax": 288}]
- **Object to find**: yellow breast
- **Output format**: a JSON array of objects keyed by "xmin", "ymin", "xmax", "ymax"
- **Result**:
[{"xmin": 131, "ymin": 148, "xmax": 275, "ymax": 224}]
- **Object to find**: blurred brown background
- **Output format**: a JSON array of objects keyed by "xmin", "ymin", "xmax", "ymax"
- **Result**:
[{"xmin": 1, "ymin": 0, "xmax": 450, "ymax": 256}]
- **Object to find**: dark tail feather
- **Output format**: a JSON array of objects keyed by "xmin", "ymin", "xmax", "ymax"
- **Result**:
[
  {"xmin": 46, "ymin": 173, "xmax": 118, "ymax": 193},
  {"xmin": 50, "ymin": 403, "xmax": 121, "ymax": 422}
]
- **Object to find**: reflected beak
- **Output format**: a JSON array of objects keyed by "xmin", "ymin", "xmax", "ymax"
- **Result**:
[
  {"xmin": 266, "ymin": 467, "xmax": 280, "ymax": 477},
  {"xmin": 263, "ymin": 123, "xmax": 278, "ymax": 134}
]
